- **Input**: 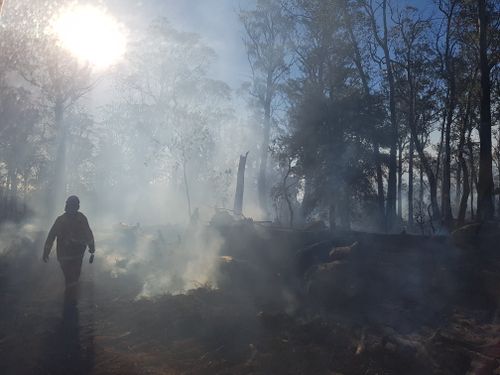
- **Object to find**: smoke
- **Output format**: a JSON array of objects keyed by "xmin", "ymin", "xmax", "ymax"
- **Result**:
[
  {"xmin": 0, "ymin": 221, "xmax": 41, "ymax": 257},
  {"xmin": 0, "ymin": 0, "xmax": 270, "ymax": 301},
  {"xmin": 93, "ymin": 222, "xmax": 225, "ymax": 298}
]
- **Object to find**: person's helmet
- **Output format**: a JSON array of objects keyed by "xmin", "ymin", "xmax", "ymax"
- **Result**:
[{"xmin": 65, "ymin": 195, "xmax": 80, "ymax": 213}]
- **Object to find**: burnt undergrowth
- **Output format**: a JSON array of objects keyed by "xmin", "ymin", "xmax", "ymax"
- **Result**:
[{"xmin": 1, "ymin": 220, "xmax": 500, "ymax": 374}]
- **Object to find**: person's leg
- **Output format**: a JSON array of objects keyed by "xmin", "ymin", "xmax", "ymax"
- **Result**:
[{"xmin": 60, "ymin": 257, "xmax": 84, "ymax": 304}]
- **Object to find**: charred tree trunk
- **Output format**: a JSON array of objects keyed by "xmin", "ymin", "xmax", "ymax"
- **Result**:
[
  {"xmin": 182, "ymin": 156, "xmax": 192, "ymax": 220},
  {"xmin": 410, "ymin": 124, "xmax": 441, "ymax": 220},
  {"xmin": 458, "ymin": 135, "xmax": 470, "ymax": 225},
  {"xmin": 365, "ymin": 0, "xmax": 398, "ymax": 231},
  {"xmin": 439, "ymin": 0, "xmax": 458, "ymax": 228},
  {"xmin": 374, "ymin": 143, "xmax": 386, "ymax": 230},
  {"xmin": 382, "ymin": 2, "xmax": 398, "ymax": 232},
  {"xmin": 436, "ymin": 114, "xmax": 446, "ymax": 198},
  {"xmin": 234, "ymin": 152, "xmax": 249, "ymax": 216},
  {"xmin": 457, "ymin": 82, "xmax": 474, "ymax": 225},
  {"xmin": 408, "ymin": 137, "xmax": 414, "ymax": 228},
  {"xmin": 344, "ymin": 3, "xmax": 386, "ymax": 231},
  {"xmin": 457, "ymin": 113, "xmax": 470, "ymax": 224},
  {"xmin": 468, "ymin": 128, "xmax": 476, "ymax": 220},
  {"xmin": 398, "ymin": 142, "xmax": 403, "ymax": 221},
  {"xmin": 257, "ymin": 75, "xmax": 273, "ymax": 218},
  {"xmin": 477, "ymin": 0, "xmax": 495, "ymax": 220},
  {"xmin": 442, "ymin": 90, "xmax": 455, "ymax": 226},
  {"xmin": 50, "ymin": 98, "xmax": 66, "ymax": 217},
  {"xmin": 419, "ymin": 156, "xmax": 424, "ymax": 206}
]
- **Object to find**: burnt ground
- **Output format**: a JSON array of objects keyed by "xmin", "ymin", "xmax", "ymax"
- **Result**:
[{"xmin": 1, "ymin": 222, "xmax": 500, "ymax": 375}]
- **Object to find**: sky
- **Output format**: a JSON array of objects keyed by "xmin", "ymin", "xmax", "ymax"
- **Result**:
[
  {"xmin": 102, "ymin": 0, "xmax": 436, "ymax": 90},
  {"xmin": 106, "ymin": 0, "xmax": 254, "ymax": 90}
]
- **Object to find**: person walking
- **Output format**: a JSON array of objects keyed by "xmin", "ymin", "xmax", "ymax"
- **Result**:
[{"xmin": 43, "ymin": 195, "xmax": 95, "ymax": 303}]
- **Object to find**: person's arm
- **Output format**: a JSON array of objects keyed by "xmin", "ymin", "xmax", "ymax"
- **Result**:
[
  {"xmin": 83, "ymin": 215, "xmax": 95, "ymax": 253},
  {"xmin": 43, "ymin": 218, "xmax": 59, "ymax": 262}
]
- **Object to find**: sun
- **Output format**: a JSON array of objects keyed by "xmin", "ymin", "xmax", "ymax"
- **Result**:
[{"xmin": 50, "ymin": 4, "xmax": 127, "ymax": 70}]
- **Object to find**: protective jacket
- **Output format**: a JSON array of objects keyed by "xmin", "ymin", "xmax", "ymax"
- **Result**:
[{"xmin": 44, "ymin": 212, "xmax": 95, "ymax": 261}]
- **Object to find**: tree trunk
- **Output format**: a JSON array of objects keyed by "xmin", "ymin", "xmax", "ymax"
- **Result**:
[
  {"xmin": 182, "ymin": 158, "xmax": 192, "ymax": 221},
  {"xmin": 398, "ymin": 142, "xmax": 403, "ymax": 220},
  {"xmin": 458, "ymin": 80, "xmax": 474, "ymax": 225},
  {"xmin": 419, "ymin": 156, "xmax": 424, "ymax": 206},
  {"xmin": 436, "ymin": 114, "xmax": 446, "ymax": 198},
  {"xmin": 382, "ymin": 0, "xmax": 398, "ymax": 232},
  {"xmin": 442, "ymin": 88, "xmax": 455, "ymax": 226},
  {"xmin": 439, "ymin": 0, "xmax": 458, "ymax": 228},
  {"xmin": 477, "ymin": 0, "xmax": 495, "ymax": 220},
  {"xmin": 344, "ymin": 2, "xmax": 386, "ymax": 231},
  {"xmin": 468, "ymin": 128, "xmax": 476, "ymax": 220},
  {"xmin": 410, "ymin": 123, "xmax": 440, "ymax": 220},
  {"xmin": 257, "ymin": 73, "xmax": 273, "ymax": 218},
  {"xmin": 374, "ymin": 143, "xmax": 386, "ymax": 231},
  {"xmin": 50, "ymin": 98, "xmax": 66, "ymax": 217},
  {"xmin": 457, "ymin": 113, "xmax": 470, "ymax": 225},
  {"xmin": 233, "ymin": 152, "xmax": 249, "ymax": 216},
  {"xmin": 408, "ymin": 137, "xmax": 414, "ymax": 228},
  {"xmin": 365, "ymin": 0, "xmax": 398, "ymax": 231}
]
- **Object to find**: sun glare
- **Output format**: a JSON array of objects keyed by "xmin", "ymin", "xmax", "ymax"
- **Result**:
[{"xmin": 51, "ymin": 4, "xmax": 127, "ymax": 70}]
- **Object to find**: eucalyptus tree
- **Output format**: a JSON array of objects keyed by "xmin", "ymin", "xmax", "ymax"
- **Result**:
[
  {"xmin": 476, "ymin": 0, "xmax": 497, "ymax": 220},
  {"xmin": 109, "ymin": 19, "xmax": 232, "ymax": 220},
  {"xmin": 361, "ymin": 0, "xmax": 399, "ymax": 230},
  {"xmin": 435, "ymin": 0, "xmax": 460, "ymax": 226},
  {"xmin": 240, "ymin": 0, "xmax": 294, "ymax": 216},
  {"xmin": 284, "ymin": 0, "xmax": 384, "ymax": 230},
  {"xmin": 393, "ymin": 6, "xmax": 441, "ymax": 225},
  {"xmin": 1, "ymin": 1, "xmax": 93, "ymax": 216},
  {"xmin": 340, "ymin": 0, "xmax": 387, "ymax": 229}
]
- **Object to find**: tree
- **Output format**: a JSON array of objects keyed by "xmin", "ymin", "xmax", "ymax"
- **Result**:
[
  {"xmin": 393, "ymin": 6, "xmax": 441, "ymax": 224},
  {"xmin": 240, "ymin": 0, "xmax": 293, "ymax": 216},
  {"xmin": 362, "ymin": 0, "xmax": 399, "ymax": 231},
  {"xmin": 107, "ymin": 19, "xmax": 232, "ymax": 221},
  {"xmin": 436, "ymin": 0, "xmax": 460, "ymax": 227},
  {"xmin": 476, "ymin": 0, "xmax": 495, "ymax": 220},
  {"xmin": 341, "ymin": 0, "xmax": 387, "ymax": 230},
  {"xmin": 0, "ymin": 0, "xmax": 93, "ymax": 217}
]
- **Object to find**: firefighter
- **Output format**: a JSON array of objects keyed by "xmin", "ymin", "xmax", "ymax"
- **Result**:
[{"xmin": 43, "ymin": 195, "xmax": 95, "ymax": 302}]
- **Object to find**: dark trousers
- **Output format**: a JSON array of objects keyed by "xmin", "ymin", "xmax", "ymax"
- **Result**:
[{"xmin": 60, "ymin": 256, "xmax": 84, "ymax": 303}]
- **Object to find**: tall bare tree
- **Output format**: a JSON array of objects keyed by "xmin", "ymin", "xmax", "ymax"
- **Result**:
[
  {"xmin": 363, "ymin": 0, "xmax": 399, "ymax": 231},
  {"xmin": 240, "ymin": 0, "xmax": 293, "ymax": 217},
  {"xmin": 476, "ymin": 0, "xmax": 495, "ymax": 220}
]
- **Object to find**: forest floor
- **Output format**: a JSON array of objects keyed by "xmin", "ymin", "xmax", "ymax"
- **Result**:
[{"xmin": 1, "ymin": 222, "xmax": 500, "ymax": 375}]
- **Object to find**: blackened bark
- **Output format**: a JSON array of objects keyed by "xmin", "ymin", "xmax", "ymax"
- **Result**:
[
  {"xmin": 374, "ymin": 143, "xmax": 386, "ymax": 230},
  {"xmin": 398, "ymin": 143, "xmax": 403, "ymax": 220},
  {"xmin": 381, "ymin": 0, "xmax": 399, "ymax": 231},
  {"xmin": 344, "ymin": 2, "xmax": 386, "ymax": 230},
  {"xmin": 410, "ymin": 123, "xmax": 441, "ymax": 220},
  {"xmin": 442, "ymin": 89, "xmax": 455, "ymax": 226},
  {"xmin": 257, "ymin": 73, "xmax": 273, "ymax": 217},
  {"xmin": 365, "ymin": 0, "xmax": 398, "ymax": 231},
  {"xmin": 467, "ymin": 128, "xmax": 476, "ymax": 220},
  {"xmin": 439, "ymin": 0, "xmax": 458, "ymax": 227},
  {"xmin": 234, "ymin": 152, "xmax": 249, "ymax": 216},
  {"xmin": 408, "ymin": 137, "xmax": 414, "ymax": 228},
  {"xmin": 458, "ymin": 130, "xmax": 470, "ymax": 225},
  {"xmin": 458, "ymin": 82, "xmax": 474, "ymax": 225},
  {"xmin": 477, "ymin": 0, "xmax": 495, "ymax": 220}
]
